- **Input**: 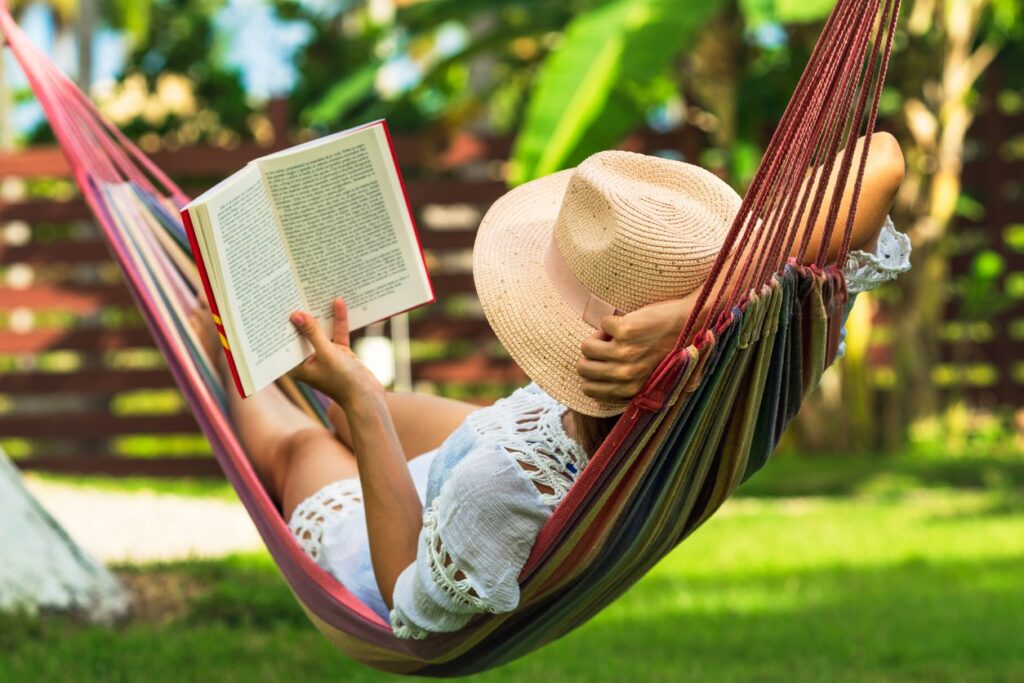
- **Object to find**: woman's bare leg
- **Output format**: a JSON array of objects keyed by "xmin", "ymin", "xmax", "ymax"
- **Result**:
[
  {"xmin": 190, "ymin": 305, "xmax": 361, "ymax": 519},
  {"xmin": 326, "ymin": 392, "xmax": 481, "ymax": 462}
]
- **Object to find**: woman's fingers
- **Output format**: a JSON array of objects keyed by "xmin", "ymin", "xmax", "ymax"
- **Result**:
[
  {"xmin": 581, "ymin": 379, "xmax": 640, "ymax": 401},
  {"xmin": 332, "ymin": 298, "xmax": 350, "ymax": 347},
  {"xmin": 580, "ymin": 333, "xmax": 619, "ymax": 361},
  {"xmin": 577, "ymin": 357, "xmax": 630, "ymax": 382},
  {"xmin": 290, "ymin": 311, "xmax": 331, "ymax": 356}
]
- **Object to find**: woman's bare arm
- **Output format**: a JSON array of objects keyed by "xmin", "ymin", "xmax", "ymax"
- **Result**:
[
  {"xmin": 289, "ymin": 299, "xmax": 421, "ymax": 609},
  {"xmin": 577, "ymin": 132, "xmax": 905, "ymax": 402},
  {"xmin": 786, "ymin": 131, "xmax": 905, "ymax": 263}
]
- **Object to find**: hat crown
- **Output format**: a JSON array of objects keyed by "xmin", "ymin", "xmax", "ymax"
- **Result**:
[{"xmin": 551, "ymin": 151, "xmax": 741, "ymax": 312}]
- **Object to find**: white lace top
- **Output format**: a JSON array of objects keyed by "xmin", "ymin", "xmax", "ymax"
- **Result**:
[
  {"xmin": 288, "ymin": 217, "xmax": 911, "ymax": 641},
  {"xmin": 389, "ymin": 384, "xmax": 587, "ymax": 639},
  {"xmin": 844, "ymin": 216, "xmax": 911, "ymax": 294}
]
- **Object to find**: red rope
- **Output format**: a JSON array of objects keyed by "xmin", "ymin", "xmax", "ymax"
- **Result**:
[{"xmin": 676, "ymin": 0, "xmax": 903, "ymax": 351}]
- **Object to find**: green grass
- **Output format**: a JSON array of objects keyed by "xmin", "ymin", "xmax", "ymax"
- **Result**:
[
  {"xmin": 4, "ymin": 457, "xmax": 1024, "ymax": 682},
  {"xmin": 24, "ymin": 473, "xmax": 237, "ymax": 500}
]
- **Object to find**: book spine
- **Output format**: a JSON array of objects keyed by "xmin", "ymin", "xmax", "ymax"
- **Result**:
[
  {"xmin": 380, "ymin": 119, "xmax": 436, "ymax": 306},
  {"xmin": 180, "ymin": 207, "xmax": 249, "ymax": 399}
]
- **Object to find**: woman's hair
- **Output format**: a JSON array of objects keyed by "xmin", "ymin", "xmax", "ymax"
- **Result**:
[{"xmin": 571, "ymin": 411, "xmax": 621, "ymax": 457}]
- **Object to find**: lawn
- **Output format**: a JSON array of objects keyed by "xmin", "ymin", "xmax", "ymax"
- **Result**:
[{"xmin": 4, "ymin": 456, "xmax": 1023, "ymax": 683}]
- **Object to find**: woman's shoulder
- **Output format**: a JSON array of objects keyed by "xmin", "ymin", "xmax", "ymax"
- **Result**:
[
  {"xmin": 444, "ymin": 385, "xmax": 587, "ymax": 504},
  {"xmin": 424, "ymin": 381, "xmax": 587, "ymax": 505},
  {"xmin": 465, "ymin": 382, "xmax": 573, "ymax": 440}
]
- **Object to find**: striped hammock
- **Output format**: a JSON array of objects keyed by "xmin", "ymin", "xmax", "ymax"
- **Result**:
[{"xmin": 0, "ymin": 0, "xmax": 900, "ymax": 675}]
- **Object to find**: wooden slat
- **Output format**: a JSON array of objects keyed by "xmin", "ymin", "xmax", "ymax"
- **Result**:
[
  {"xmin": 404, "ymin": 179, "xmax": 507, "ymax": 205},
  {"xmin": 418, "ymin": 229, "xmax": 478, "ymax": 249},
  {"xmin": 429, "ymin": 273, "xmax": 477, "ymax": 297},
  {"xmin": 0, "ymin": 129, "xmax": 705, "ymax": 181},
  {"xmin": 0, "ymin": 283, "xmax": 134, "ymax": 311},
  {"xmin": 0, "ymin": 144, "xmax": 270, "ymax": 180},
  {"xmin": 0, "ymin": 146, "xmax": 71, "ymax": 177},
  {"xmin": 0, "ymin": 133, "xmax": 509, "ymax": 180},
  {"xmin": 0, "ymin": 368, "xmax": 173, "ymax": 393},
  {"xmin": 0, "ymin": 197, "xmax": 91, "ymax": 222},
  {"xmin": 409, "ymin": 318, "xmax": 495, "ymax": 340},
  {"xmin": 0, "ymin": 412, "xmax": 198, "ymax": 438},
  {"xmin": 1, "ymin": 239, "xmax": 110, "ymax": 264},
  {"xmin": 0, "ymin": 228, "xmax": 474, "ymax": 262},
  {"xmin": 16, "ymin": 455, "xmax": 222, "ymax": 478},
  {"xmin": 0, "ymin": 327, "xmax": 154, "ymax": 353},
  {"xmin": 412, "ymin": 356, "xmax": 525, "ymax": 383}
]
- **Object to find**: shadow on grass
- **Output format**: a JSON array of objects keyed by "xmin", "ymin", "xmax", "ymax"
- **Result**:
[{"xmin": 3, "ymin": 552, "xmax": 1023, "ymax": 683}]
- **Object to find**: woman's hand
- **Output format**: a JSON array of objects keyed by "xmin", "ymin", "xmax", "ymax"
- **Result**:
[
  {"xmin": 288, "ymin": 298, "xmax": 384, "ymax": 407},
  {"xmin": 292, "ymin": 299, "xmax": 421, "ymax": 607},
  {"xmin": 577, "ymin": 292, "xmax": 699, "ymax": 402}
]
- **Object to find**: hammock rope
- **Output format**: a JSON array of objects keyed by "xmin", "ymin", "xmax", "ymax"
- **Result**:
[{"xmin": 0, "ymin": 0, "xmax": 901, "ymax": 675}]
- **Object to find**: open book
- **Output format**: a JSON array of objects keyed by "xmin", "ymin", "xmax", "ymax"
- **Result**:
[{"xmin": 181, "ymin": 120, "xmax": 433, "ymax": 398}]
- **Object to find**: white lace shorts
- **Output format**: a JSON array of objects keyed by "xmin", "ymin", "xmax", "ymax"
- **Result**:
[
  {"xmin": 288, "ymin": 478, "xmax": 364, "ymax": 563},
  {"xmin": 286, "ymin": 449, "xmax": 437, "ymax": 567}
]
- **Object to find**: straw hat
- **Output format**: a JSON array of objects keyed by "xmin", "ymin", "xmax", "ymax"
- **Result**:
[{"xmin": 473, "ymin": 150, "xmax": 742, "ymax": 417}]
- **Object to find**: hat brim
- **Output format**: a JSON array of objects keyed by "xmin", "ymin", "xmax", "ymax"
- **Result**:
[{"xmin": 473, "ymin": 169, "xmax": 628, "ymax": 417}]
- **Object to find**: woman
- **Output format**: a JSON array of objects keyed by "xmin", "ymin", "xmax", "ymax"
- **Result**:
[{"xmin": 190, "ymin": 133, "xmax": 910, "ymax": 639}]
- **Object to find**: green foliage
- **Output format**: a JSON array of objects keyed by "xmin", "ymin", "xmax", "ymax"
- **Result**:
[
  {"xmin": 908, "ymin": 404, "xmax": 1024, "ymax": 461},
  {"xmin": 1005, "ymin": 224, "xmax": 1024, "ymax": 252},
  {"xmin": 102, "ymin": 0, "xmax": 152, "ymax": 44},
  {"xmin": 739, "ymin": 0, "xmax": 834, "ymax": 27},
  {"xmin": 957, "ymin": 249, "xmax": 1014, "ymax": 321},
  {"xmin": 509, "ymin": 0, "xmax": 842, "ymax": 186},
  {"xmin": 300, "ymin": 63, "xmax": 378, "ymax": 127},
  {"xmin": 509, "ymin": 0, "xmax": 724, "ymax": 184},
  {"xmin": 987, "ymin": 0, "xmax": 1024, "ymax": 44},
  {"xmin": 273, "ymin": 0, "xmax": 391, "ymax": 129},
  {"xmin": 99, "ymin": 0, "xmax": 255, "ymax": 144},
  {"xmin": 284, "ymin": 0, "xmax": 578, "ymax": 132}
]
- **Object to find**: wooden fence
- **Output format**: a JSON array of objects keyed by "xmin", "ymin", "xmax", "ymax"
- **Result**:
[
  {"xmin": 935, "ymin": 71, "xmax": 1024, "ymax": 408},
  {"xmin": 0, "ymin": 104, "xmax": 701, "ymax": 475},
  {"xmin": 2, "ymin": 92, "xmax": 1021, "ymax": 477},
  {"xmin": 872, "ymin": 69, "xmax": 1024, "ymax": 409}
]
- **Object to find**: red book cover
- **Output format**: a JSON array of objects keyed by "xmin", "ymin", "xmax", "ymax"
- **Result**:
[
  {"xmin": 181, "ymin": 207, "xmax": 249, "ymax": 398},
  {"xmin": 380, "ymin": 119, "xmax": 436, "ymax": 307}
]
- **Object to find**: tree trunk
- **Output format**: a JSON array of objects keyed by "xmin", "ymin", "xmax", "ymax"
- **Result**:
[
  {"xmin": 76, "ymin": 0, "xmax": 96, "ymax": 90},
  {"xmin": 879, "ymin": 0, "xmax": 997, "ymax": 450},
  {"xmin": 0, "ymin": 450, "xmax": 129, "ymax": 622}
]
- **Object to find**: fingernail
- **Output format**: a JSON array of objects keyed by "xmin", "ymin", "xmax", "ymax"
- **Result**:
[{"xmin": 290, "ymin": 312, "xmax": 304, "ymax": 325}]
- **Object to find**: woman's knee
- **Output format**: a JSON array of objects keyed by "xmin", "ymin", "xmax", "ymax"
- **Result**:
[{"xmin": 272, "ymin": 428, "xmax": 356, "ymax": 499}]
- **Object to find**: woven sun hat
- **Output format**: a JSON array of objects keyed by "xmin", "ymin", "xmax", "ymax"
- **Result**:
[{"xmin": 473, "ymin": 150, "xmax": 743, "ymax": 417}]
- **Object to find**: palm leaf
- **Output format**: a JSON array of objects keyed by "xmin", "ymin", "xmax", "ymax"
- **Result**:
[
  {"xmin": 300, "ymin": 62, "xmax": 378, "ymax": 126},
  {"xmin": 509, "ymin": 0, "xmax": 724, "ymax": 185}
]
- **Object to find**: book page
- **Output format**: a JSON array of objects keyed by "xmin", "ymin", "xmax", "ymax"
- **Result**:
[
  {"xmin": 203, "ymin": 165, "xmax": 309, "ymax": 393},
  {"xmin": 257, "ymin": 124, "xmax": 432, "ymax": 331}
]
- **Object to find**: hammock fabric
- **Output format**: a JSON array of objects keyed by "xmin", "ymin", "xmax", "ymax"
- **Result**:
[{"xmin": 0, "ymin": 0, "xmax": 900, "ymax": 675}]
